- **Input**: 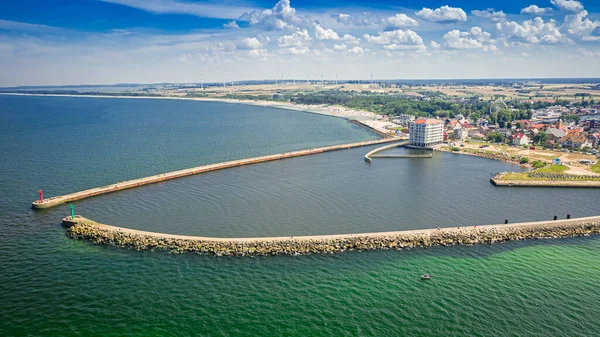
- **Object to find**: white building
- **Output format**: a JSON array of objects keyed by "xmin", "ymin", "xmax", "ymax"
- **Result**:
[
  {"xmin": 409, "ymin": 118, "xmax": 444, "ymax": 147},
  {"xmin": 455, "ymin": 128, "xmax": 469, "ymax": 140}
]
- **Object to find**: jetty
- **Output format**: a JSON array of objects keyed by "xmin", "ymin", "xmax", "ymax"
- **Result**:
[
  {"xmin": 33, "ymin": 137, "xmax": 401, "ymax": 209},
  {"xmin": 363, "ymin": 141, "xmax": 432, "ymax": 162},
  {"xmin": 63, "ymin": 215, "xmax": 600, "ymax": 256}
]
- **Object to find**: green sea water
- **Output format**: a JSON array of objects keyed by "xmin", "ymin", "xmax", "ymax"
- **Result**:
[{"xmin": 1, "ymin": 95, "xmax": 599, "ymax": 336}]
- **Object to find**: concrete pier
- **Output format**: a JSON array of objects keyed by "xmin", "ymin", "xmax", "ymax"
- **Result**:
[
  {"xmin": 364, "ymin": 141, "xmax": 433, "ymax": 162},
  {"xmin": 33, "ymin": 137, "xmax": 401, "ymax": 209}
]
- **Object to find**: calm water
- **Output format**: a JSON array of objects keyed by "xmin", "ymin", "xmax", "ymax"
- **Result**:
[{"xmin": 1, "ymin": 95, "xmax": 599, "ymax": 336}]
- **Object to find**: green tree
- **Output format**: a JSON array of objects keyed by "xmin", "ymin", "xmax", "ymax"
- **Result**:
[
  {"xmin": 533, "ymin": 131, "xmax": 548, "ymax": 145},
  {"xmin": 520, "ymin": 157, "xmax": 530, "ymax": 164},
  {"xmin": 488, "ymin": 132, "xmax": 505, "ymax": 143},
  {"xmin": 516, "ymin": 121, "xmax": 523, "ymax": 129}
]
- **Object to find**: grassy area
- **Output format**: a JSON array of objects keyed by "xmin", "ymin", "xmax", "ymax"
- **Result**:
[
  {"xmin": 591, "ymin": 162, "xmax": 600, "ymax": 174},
  {"xmin": 499, "ymin": 164, "xmax": 597, "ymax": 181},
  {"xmin": 536, "ymin": 165, "xmax": 569, "ymax": 173}
]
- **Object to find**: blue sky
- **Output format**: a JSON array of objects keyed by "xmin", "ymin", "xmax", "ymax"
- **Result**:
[{"xmin": 1, "ymin": 0, "xmax": 599, "ymax": 85}]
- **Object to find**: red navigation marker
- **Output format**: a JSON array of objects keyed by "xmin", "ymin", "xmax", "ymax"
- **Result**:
[{"xmin": 37, "ymin": 190, "xmax": 44, "ymax": 202}]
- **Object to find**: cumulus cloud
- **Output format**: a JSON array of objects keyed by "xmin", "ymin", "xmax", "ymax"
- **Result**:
[
  {"xmin": 416, "ymin": 6, "xmax": 467, "ymax": 23},
  {"xmin": 443, "ymin": 27, "xmax": 498, "ymax": 51},
  {"xmin": 330, "ymin": 12, "xmax": 378, "ymax": 26},
  {"xmin": 341, "ymin": 34, "xmax": 360, "ymax": 45},
  {"xmin": 430, "ymin": 41, "xmax": 441, "ymax": 49},
  {"xmin": 496, "ymin": 17, "xmax": 564, "ymax": 44},
  {"xmin": 237, "ymin": 37, "xmax": 263, "ymax": 50},
  {"xmin": 563, "ymin": 10, "xmax": 600, "ymax": 40},
  {"xmin": 471, "ymin": 8, "xmax": 506, "ymax": 22},
  {"xmin": 238, "ymin": 0, "xmax": 303, "ymax": 31},
  {"xmin": 364, "ymin": 29, "xmax": 426, "ymax": 52},
  {"xmin": 223, "ymin": 21, "xmax": 239, "ymax": 29},
  {"xmin": 333, "ymin": 43, "xmax": 347, "ymax": 51},
  {"xmin": 551, "ymin": 0, "xmax": 584, "ymax": 13},
  {"xmin": 278, "ymin": 28, "xmax": 311, "ymax": 48},
  {"xmin": 383, "ymin": 13, "xmax": 419, "ymax": 31},
  {"xmin": 521, "ymin": 5, "xmax": 553, "ymax": 15},
  {"xmin": 348, "ymin": 46, "xmax": 364, "ymax": 54},
  {"xmin": 314, "ymin": 23, "xmax": 340, "ymax": 40},
  {"xmin": 280, "ymin": 46, "xmax": 310, "ymax": 55}
]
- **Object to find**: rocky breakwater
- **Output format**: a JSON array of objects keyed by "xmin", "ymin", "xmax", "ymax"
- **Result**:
[{"xmin": 63, "ymin": 216, "xmax": 600, "ymax": 256}]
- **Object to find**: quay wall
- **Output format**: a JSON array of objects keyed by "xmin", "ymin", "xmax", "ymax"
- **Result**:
[
  {"xmin": 63, "ymin": 215, "xmax": 600, "ymax": 256},
  {"xmin": 33, "ymin": 137, "xmax": 399, "ymax": 209}
]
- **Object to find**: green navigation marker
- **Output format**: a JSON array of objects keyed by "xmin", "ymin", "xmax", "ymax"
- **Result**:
[{"xmin": 69, "ymin": 204, "xmax": 75, "ymax": 219}]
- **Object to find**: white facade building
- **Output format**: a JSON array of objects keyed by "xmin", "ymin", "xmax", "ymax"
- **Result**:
[{"xmin": 409, "ymin": 119, "xmax": 444, "ymax": 147}]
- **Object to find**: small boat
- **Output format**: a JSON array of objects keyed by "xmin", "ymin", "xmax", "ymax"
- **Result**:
[{"xmin": 421, "ymin": 273, "xmax": 431, "ymax": 280}]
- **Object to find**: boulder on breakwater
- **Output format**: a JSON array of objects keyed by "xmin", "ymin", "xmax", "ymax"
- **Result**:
[{"xmin": 65, "ymin": 219, "xmax": 600, "ymax": 256}]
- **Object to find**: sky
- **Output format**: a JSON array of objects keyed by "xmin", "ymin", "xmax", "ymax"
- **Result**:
[{"xmin": 1, "ymin": 0, "xmax": 599, "ymax": 86}]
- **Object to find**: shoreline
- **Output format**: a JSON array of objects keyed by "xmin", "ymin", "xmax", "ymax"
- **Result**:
[
  {"xmin": 63, "ymin": 215, "xmax": 600, "ymax": 256},
  {"xmin": 0, "ymin": 92, "xmax": 389, "ymax": 129}
]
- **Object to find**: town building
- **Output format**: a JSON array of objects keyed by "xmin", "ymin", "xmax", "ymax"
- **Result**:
[
  {"xmin": 409, "ymin": 118, "xmax": 444, "ymax": 147},
  {"xmin": 392, "ymin": 114, "xmax": 415, "ymax": 126},
  {"xmin": 559, "ymin": 133, "xmax": 591, "ymax": 149},
  {"xmin": 455, "ymin": 128, "xmax": 469, "ymax": 140},
  {"xmin": 512, "ymin": 133, "xmax": 530, "ymax": 146}
]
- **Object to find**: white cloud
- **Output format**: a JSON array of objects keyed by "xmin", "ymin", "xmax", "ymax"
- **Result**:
[
  {"xmin": 416, "ymin": 6, "xmax": 467, "ymax": 23},
  {"xmin": 521, "ymin": 5, "xmax": 553, "ymax": 15},
  {"xmin": 314, "ymin": 23, "xmax": 340, "ymax": 40},
  {"xmin": 443, "ymin": 28, "xmax": 497, "ymax": 51},
  {"xmin": 223, "ymin": 21, "xmax": 239, "ymax": 29},
  {"xmin": 341, "ymin": 34, "xmax": 360, "ymax": 45},
  {"xmin": 278, "ymin": 28, "xmax": 311, "ymax": 48},
  {"xmin": 333, "ymin": 43, "xmax": 347, "ymax": 51},
  {"xmin": 280, "ymin": 46, "xmax": 310, "ymax": 54},
  {"xmin": 364, "ymin": 29, "xmax": 423, "ymax": 45},
  {"xmin": 383, "ymin": 13, "xmax": 419, "ymax": 31},
  {"xmin": 348, "ymin": 46, "xmax": 364, "ymax": 54},
  {"xmin": 471, "ymin": 9, "xmax": 506, "ymax": 22},
  {"xmin": 430, "ymin": 41, "xmax": 441, "ymax": 49},
  {"xmin": 562, "ymin": 10, "xmax": 600, "ymax": 40},
  {"xmin": 237, "ymin": 37, "xmax": 263, "ymax": 50},
  {"xmin": 0, "ymin": 19, "xmax": 64, "ymax": 33},
  {"xmin": 550, "ymin": 0, "xmax": 584, "ymax": 13},
  {"xmin": 101, "ymin": 0, "xmax": 256, "ymax": 20},
  {"xmin": 364, "ymin": 29, "xmax": 426, "ymax": 52},
  {"xmin": 496, "ymin": 17, "xmax": 564, "ymax": 44},
  {"xmin": 330, "ymin": 12, "xmax": 378, "ymax": 26},
  {"xmin": 238, "ymin": 0, "xmax": 303, "ymax": 31}
]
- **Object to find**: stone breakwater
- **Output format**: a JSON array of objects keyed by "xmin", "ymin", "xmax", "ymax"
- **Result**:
[
  {"xmin": 491, "ymin": 173, "xmax": 600, "ymax": 188},
  {"xmin": 64, "ymin": 216, "xmax": 600, "ymax": 256}
]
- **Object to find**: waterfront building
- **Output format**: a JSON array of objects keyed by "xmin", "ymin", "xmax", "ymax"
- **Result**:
[{"xmin": 409, "ymin": 118, "xmax": 444, "ymax": 147}]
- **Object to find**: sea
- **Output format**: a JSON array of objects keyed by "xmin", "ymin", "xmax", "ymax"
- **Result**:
[{"xmin": 1, "ymin": 94, "xmax": 599, "ymax": 336}]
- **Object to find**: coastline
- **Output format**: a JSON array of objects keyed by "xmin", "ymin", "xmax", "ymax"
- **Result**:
[
  {"xmin": 63, "ymin": 215, "xmax": 600, "ymax": 256},
  {"xmin": 0, "ymin": 92, "xmax": 391, "ymax": 131}
]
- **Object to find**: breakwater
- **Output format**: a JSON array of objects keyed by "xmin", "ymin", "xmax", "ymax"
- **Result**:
[
  {"xmin": 364, "ymin": 141, "xmax": 410, "ymax": 162},
  {"xmin": 63, "ymin": 215, "xmax": 600, "ymax": 256},
  {"xmin": 491, "ymin": 178, "xmax": 600, "ymax": 188},
  {"xmin": 32, "ymin": 137, "xmax": 399, "ymax": 209}
]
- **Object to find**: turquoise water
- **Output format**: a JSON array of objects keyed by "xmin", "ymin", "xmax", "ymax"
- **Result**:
[{"xmin": 1, "ymin": 95, "xmax": 600, "ymax": 336}]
